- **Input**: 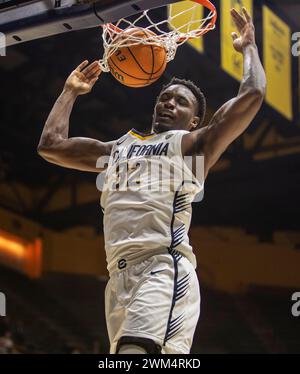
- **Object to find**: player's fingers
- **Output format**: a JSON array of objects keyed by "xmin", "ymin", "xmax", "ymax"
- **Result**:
[
  {"xmin": 81, "ymin": 60, "xmax": 100, "ymax": 75},
  {"xmin": 75, "ymin": 60, "xmax": 89, "ymax": 71},
  {"xmin": 87, "ymin": 70, "xmax": 102, "ymax": 83},
  {"xmin": 89, "ymin": 76, "xmax": 99, "ymax": 86},
  {"xmin": 231, "ymin": 32, "xmax": 239, "ymax": 41},
  {"xmin": 231, "ymin": 8, "xmax": 243, "ymax": 21},
  {"xmin": 86, "ymin": 69, "xmax": 101, "ymax": 81},
  {"xmin": 72, "ymin": 71, "xmax": 84, "ymax": 81},
  {"xmin": 231, "ymin": 16, "xmax": 243, "ymax": 31},
  {"xmin": 85, "ymin": 65, "xmax": 102, "ymax": 79},
  {"xmin": 86, "ymin": 65, "xmax": 101, "ymax": 77},
  {"xmin": 231, "ymin": 9, "xmax": 245, "ymax": 29},
  {"xmin": 94, "ymin": 68, "xmax": 102, "ymax": 77},
  {"xmin": 242, "ymin": 7, "xmax": 252, "ymax": 23}
]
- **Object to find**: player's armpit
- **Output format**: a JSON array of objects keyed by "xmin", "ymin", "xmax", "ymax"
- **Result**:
[
  {"xmin": 182, "ymin": 88, "xmax": 264, "ymax": 178},
  {"xmin": 201, "ymin": 89, "xmax": 264, "ymax": 169},
  {"xmin": 38, "ymin": 137, "xmax": 115, "ymax": 173}
]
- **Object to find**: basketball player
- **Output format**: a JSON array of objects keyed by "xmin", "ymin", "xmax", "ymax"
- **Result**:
[{"xmin": 38, "ymin": 8, "xmax": 266, "ymax": 354}]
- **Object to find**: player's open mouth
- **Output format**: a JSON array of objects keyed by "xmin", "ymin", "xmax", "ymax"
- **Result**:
[{"xmin": 158, "ymin": 112, "xmax": 175, "ymax": 120}]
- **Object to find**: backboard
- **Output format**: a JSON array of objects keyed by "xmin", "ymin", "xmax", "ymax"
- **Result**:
[{"xmin": 0, "ymin": 0, "xmax": 179, "ymax": 46}]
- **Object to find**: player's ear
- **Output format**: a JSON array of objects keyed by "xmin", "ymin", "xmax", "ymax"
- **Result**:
[{"xmin": 191, "ymin": 116, "xmax": 200, "ymax": 130}]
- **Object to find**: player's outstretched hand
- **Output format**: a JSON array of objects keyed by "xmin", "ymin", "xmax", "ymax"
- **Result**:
[
  {"xmin": 230, "ymin": 7, "xmax": 256, "ymax": 53},
  {"xmin": 64, "ymin": 60, "xmax": 102, "ymax": 95}
]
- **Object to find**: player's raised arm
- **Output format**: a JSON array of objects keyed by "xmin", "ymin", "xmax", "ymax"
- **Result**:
[
  {"xmin": 37, "ymin": 60, "xmax": 114, "ymax": 172},
  {"xmin": 183, "ymin": 7, "xmax": 266, "ymax": 178}
]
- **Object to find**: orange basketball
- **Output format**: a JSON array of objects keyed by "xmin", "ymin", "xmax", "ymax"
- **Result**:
[{"xmin": 108, "ymin": 28, "xmax": 167, "ymax": 88}]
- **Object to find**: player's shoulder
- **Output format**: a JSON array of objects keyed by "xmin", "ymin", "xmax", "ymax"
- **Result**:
[
  {"xmin": 161, "ymin": 129, "xmax": 190, "ymax": 140},
  {"xmin": 115, "ymin": 133, "xmax": 129, "ymax": 146},
  {"xmin": 181, "ymin": 127, "xmax": 207, "ymax": 156},
  {"xmin": 115, "ymin": 129, "xmax": 189, "ymax": 145}
]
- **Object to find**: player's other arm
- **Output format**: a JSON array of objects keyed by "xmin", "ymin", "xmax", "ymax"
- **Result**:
[
  {"xmin": 183, "ymin": 8, "xmax": 266, "ymax": 178},
  {"xmin": 38, "ymin": 60, "xmax": 114, "ymax": 172}
]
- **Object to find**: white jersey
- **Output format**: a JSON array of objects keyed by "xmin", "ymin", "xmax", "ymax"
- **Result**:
[{"xmin": 100, "ymin": 128, "xmax": 203, "ymax": 274}]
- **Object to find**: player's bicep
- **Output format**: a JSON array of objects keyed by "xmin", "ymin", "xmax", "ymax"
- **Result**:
[
  {"xmin": 38, "ymin": 137, "xmax": 114, "ymax": 172},
  {"xmin": 182, "ymin": 92, "xmax": 263, "ymax": 178},
  {"xmin": 211, "ymin": 91, "xmax": 262, "ymax": 123},
  {"xmin": 201, "ymin": 92, "xmax": 263, "ymax": 165}
]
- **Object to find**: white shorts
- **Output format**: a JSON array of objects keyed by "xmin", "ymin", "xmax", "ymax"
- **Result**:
[{"xmin": 105, "ymin": 252, "xmax": 200, "ymax": 354}]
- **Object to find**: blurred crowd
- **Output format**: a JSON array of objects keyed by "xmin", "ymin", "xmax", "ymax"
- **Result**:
[
  {"xmin": 0, "ymin": 318, "xmax": 22, "ymax": 354},
  {"xmin": 0, "ymin": 317, "xmax": 86, "ymax": 354}
]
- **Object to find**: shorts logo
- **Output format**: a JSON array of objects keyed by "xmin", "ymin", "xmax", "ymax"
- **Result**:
[
  {"xmin": 118, "ymin": 259, "xmax": 127, "ymax": 269},
  {"xmin": 150, "ymin": 269, "xmax": 165, "ymax": 275}
]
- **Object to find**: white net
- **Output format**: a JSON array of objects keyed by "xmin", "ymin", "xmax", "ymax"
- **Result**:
[{"xmin": 99, "ymin": 0, "xmax": 216, "ymax": 72}]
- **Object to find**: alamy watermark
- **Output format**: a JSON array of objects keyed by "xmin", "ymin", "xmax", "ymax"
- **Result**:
[
  {"xmin": 95, "ymin": 153, "xmax": 205, "ymax": 203},
  {"xmin": 0, "ymin": 32, "xmax": 6, "ymax": 56},
  {"xmin": 291, "ymin": 292, "xmax": 300, "ymax": 317},
  {"xmin": 292, "ymin": 32, "xmax": 300, "ymax": 57},
  {"xmin": 0, "ymin": 292, "xmax": 6, "ymax": 316}
]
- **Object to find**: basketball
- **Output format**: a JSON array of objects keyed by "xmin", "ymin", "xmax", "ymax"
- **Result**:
[{"xmin": 108, "ymin": 28, "xmax": 167, "ymax": 88}]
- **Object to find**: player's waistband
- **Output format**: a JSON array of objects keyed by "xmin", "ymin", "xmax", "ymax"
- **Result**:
[{"xmin": 107, "ymin": 247, "xmax": 184, "ymax": 275}]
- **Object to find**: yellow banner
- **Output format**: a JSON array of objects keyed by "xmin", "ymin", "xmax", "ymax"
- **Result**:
[
  {"xmin": 221, "ymin": 0, "xmax": 253, "ymax": 81},
  {"xmin": 263, "ymin": 6, "xmax": 292, "ymax": 120},
  {"xmin": 168, "ymin": 0, "xmax": 204, "ymax": 53}
]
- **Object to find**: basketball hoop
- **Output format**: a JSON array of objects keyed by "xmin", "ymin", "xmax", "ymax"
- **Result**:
[{"xmin": 99, "ymin": 0, "xmax": 217, "ymax": 72}]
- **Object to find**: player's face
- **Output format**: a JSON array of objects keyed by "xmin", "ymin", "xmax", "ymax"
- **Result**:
[{"xmin": 152, "ymin": 84, "xmax": 199, "ymax": 133}]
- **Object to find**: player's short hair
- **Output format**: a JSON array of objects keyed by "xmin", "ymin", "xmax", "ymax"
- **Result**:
[{"xmin": 160, "ymin": 77, "xmax": 207, "ymax": 127}]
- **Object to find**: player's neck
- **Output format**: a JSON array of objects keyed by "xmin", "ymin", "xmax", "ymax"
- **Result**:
[{"xmin": 132, "ymin": 128, "xmax": 155, "ymax": 137}]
